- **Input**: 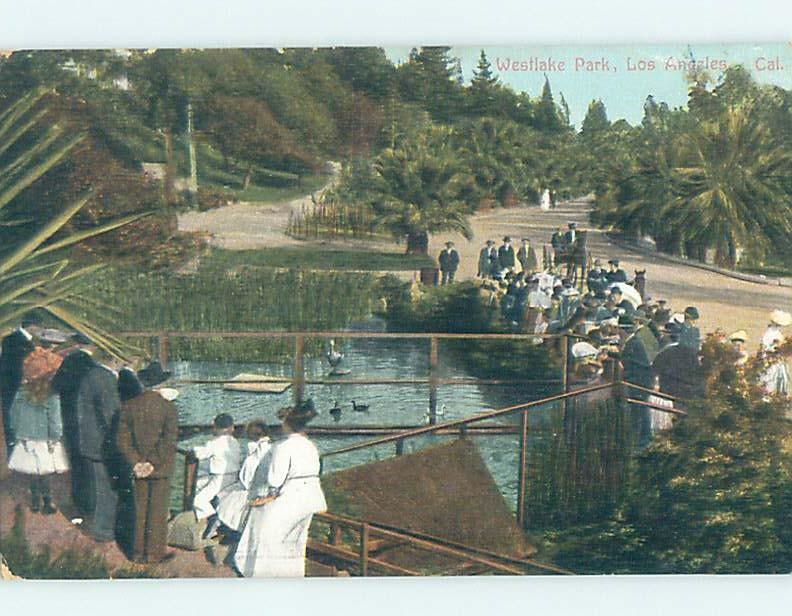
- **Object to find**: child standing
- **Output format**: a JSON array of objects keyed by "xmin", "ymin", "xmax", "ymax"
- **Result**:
[
  {"xmin": 191, "ymin": 413, "xmax": 241, "ymax": 524},
  {"xmin": 8, "ymin": 346, "xmax": 69, "ymax": 514}
]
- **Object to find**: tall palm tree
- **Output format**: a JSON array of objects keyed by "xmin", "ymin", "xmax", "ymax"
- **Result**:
[
  {"xmin": 371, "ymin": 126, "xmax": 474, "ymax": 254},
  {"xmin": 455, "ymin": 118, "xmax": 540, "ymax": 208},
  {"xmin": 0, "ymin": 90, "xmax": 147, "ymax": 475},
  {"xmin": 666, "ymin": 104, "xmax": 792, "ymax": 268},
  {"xmin": 599, "ymin": 103, "xmax": 791, "ymax": 266}
]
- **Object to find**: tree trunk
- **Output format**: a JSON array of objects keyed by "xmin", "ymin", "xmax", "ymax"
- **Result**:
[
  {"xmin": 714, "ymin": 237, "xmax": 735, "ymax": 269},
  {"xmin": 243, "ymin": 167, "xmax": 253, "ymax": 191},
  {"xmin": 405, "ymin": 230, "xmax": 429, "ymax": 255}
]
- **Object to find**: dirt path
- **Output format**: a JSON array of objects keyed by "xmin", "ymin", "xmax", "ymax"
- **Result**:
[
  {"xmin": 178, "ymin": 167, "xmax": 395, "ymax": 253},
  {"xmin": 178, "ymin": 186, "xmax": 326, "ymax": 251},
  {"xmin": 429, "ymin": 199, "xmax": 792, "ymax": 351}
]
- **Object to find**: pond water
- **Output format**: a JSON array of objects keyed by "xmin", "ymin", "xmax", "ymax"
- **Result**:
[{"xmin": 172, "ymin": 333, "xmax": 566, "ymax": 513}]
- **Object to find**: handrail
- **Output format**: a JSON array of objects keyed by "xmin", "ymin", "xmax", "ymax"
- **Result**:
[
  {"xmin": 177, "ymin": 423, "xmax": 522, "ymax": 438},
  {"xmin": 626, "ymin": 398, "xmax": 687, "ymax": 416},
  {"xmin": 621, "ymin": 380, "xmax": 687, "ymax": 403},
  {"xmin": 328, "ymin": 514, "xmax": 575, "ymax": 575},
  {"xmin": 313, "ymin": 511, "xmax": 569, "ymax": 576},
  {"xmin": 164, "ymin": 377, "xmax": 563, "ymax": 386},
  {"xmin": 321, "ymin": 381, "xmax": 618, "ymax": 459},
  {"xmin": 118, "ymin": 330, "xmax": 584, "ymax": 340}
]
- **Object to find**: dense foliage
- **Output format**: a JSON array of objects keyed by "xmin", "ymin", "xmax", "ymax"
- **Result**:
[
  {"xmin": 591, "ymin": 67, "xmax": 792, "ymax": 269},
  {"xmin": 551, "ymin": 335, "xmax": 792, "ymax": 574}
]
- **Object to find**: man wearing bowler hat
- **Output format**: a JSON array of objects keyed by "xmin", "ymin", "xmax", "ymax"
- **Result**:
[
  {"xmin": 679, "ymin": 306, "xmax": 701, "ymax": 350},
  {"xmin": 498, "ymin": 236, "xmax": 516, "ymax": 273},
  {"xmin": 438, "ymin": 241, "xmax": 460, "ymax": 285}
]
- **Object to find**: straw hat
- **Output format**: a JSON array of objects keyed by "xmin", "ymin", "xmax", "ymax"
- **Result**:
[
  {"xmin": 729, "ymin": 330, "xmax": 748, "ymax": 343},
  {"xmin": 572, "ymin": 341, "xmax": 599, "ymax": 359},
  {"xmin": 770, "ymin": 309, "xmax": 792, "ymax": 327}
]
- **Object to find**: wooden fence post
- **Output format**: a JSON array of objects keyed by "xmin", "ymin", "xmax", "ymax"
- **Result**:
[
  {"xmin": 158, "ymin": 332, "xmax": 170, "ymax": 369},
  {"xmin": 293, "ymin": 334, "xmax": 305, "ymax": 404},
  {"xmin": 182, "ymin": 455, "xmax": 198, "ymax": 512},
  {"xmin": 428, "ymin": 336, "xmax": 439, "ymax": 425},
  {"xmin": 359, "ymin": 522, "xmax": 370, "ymax": 576},
  {"xmin": 516, "ymin": 409, "xmax": 530, "ymax": 528}
]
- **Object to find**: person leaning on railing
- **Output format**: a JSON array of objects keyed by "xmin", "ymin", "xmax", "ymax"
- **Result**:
[{"xmin": 233, "ymin": 399, "xmax": 327, "ymax": 578}]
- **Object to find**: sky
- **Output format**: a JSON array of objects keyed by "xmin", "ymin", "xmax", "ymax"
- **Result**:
[{"xmin": 385, "ymin": 43, "xmax": 792, "ymax": 127}]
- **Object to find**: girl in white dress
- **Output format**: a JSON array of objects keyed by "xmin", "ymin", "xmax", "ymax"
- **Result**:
[
  {"xmin": 213, "ymin": 420, "xmax": 273, "ymax": 535},
  {"xmin": 8, "ymin": 346, "xmax": 69, "ymax": 514},
  {"xmin": 234, "ymin": 400, "xmax": 327, "ymax": 578}
]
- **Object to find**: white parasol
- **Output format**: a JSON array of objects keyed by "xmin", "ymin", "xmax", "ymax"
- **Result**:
[{"xmin": 609, "ymin": 282, "xmax": 642, "ymax": 309}]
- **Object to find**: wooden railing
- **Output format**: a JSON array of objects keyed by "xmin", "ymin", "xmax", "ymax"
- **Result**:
[
  {"xmin": 309, "ymin": 511, "xmax": 574, "ymax": 576},
  {"xmin": 119, "ymin": 330, "xmax": 583, "ymax": 425}
]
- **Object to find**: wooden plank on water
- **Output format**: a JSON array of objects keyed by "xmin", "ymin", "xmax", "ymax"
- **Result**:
[{"xmin": 222, "ymin": 373, "xmax": 292, "ymax": 393}]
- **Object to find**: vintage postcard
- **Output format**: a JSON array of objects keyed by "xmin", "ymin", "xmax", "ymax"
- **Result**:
[{"xmin": 0, "ymin": 43, "xmax": 791, "ymax": 581}]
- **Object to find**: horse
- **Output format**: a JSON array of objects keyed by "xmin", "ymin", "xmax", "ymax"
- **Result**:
[{"xmin": 630, "ymin": 269, "xmax": 647, "ymax": 301}]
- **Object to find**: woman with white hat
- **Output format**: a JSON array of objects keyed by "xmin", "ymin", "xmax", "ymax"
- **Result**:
[
  {"xmin": 728, "ymin": 330, "xmax": 749, "ymax": 367},
  {"xmin": 760, "ymin": 310, "xmax": 792, "ymax": 396}
]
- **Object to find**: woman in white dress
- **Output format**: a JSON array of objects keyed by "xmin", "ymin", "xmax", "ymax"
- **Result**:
[
  {"xmin": 760, "ymin": 310, "xmax": 791, "ymax": 396},
  {"xmin": 234, "ymin": 399, "xmax": 327, "ymax": 578},
  {"xmin": 212, "ymin": 419, "xmax": 273, "ymax": 535},
  {"xmin": 8, "ymin": 346, "xmax": 69, "ymax": 514}
]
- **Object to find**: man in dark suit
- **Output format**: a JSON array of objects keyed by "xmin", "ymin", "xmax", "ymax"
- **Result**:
[
  {"xmin": 477, "ymin": 240, "xmax": 496, "ymax": 279},
  {"xmin": 609, "ymin": 287, "xmax": 635, "ymax": 318},
  {"xmin": 678, "ymin": 306, "xmax": 701, "ymax": 350},
  {"xmin": 498, "ymin": 236, "xmax": 516, "ymax": 272},
  {"xmin": 51, "ymin": 333, "xmax": 98, "ymax": 515},
  {"xmin": 605, "ymin": 259, "xmax": 628, "ymax": 283},
  {"xmin": 76, "ymin": 354, "xmax": 122, "ymax": 542},
  {"xmin": 586, "ymin": 258, "xmax": 608, "ymax": 296},
  {"xmin": 0, "ymin": 321, "xmax": 36, "ymax": 451},
  {"xmin": 438, "ymin": 241, "xmax": 460, "ymax": 285},
  {"xmin": 550, "ymin": 227, "xmax": 564, "ymax": 266},
  {"xmin": 563, "ymin": 222, "xmax": 578, "ymax": 249},
  {"xmin": 517, "ymin": 238, "xmax": 538, "ymax": 274},
  {"xmin": 116, "ymin": 368, "xmax": 178, "ymax": 563}
]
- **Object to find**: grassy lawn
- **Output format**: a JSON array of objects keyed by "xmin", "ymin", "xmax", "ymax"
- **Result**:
[
  {"xmin": 212, "ymin": 174, "xmax": 327, "ymax": 203},
  {"xmin": 204, "ymin": 246, "xmax": 436, "ymax": 272},
  {"xmin": 170, "ymin": 137, "xmax": 327, "ymax": 204},
  {"xmin": 738, "ymin": 263, "xmax": 792, "ymax": 278}
]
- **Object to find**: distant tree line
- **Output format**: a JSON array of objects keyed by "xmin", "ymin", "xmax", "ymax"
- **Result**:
[{"xmin": 1, "ymin": 49, "xmax": 790, "ymax": 265}]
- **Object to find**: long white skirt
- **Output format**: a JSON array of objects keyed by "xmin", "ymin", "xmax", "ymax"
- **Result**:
[
  {"xmin": 761, "ymin": 361, "xmax": 791, "ymax": 396},
  {"xmin": 8, "ymin": 440, "xmax": 70, "ymax": 475},
  {"xmin": 216, "ymin": 481, "xmax": 250, "ymax": 531},
  {"xmin": 234, "ymin": 495, "xmax": 317, "ymax": 578},
  {"xmin": 194, "ymin": 473, "xmax": 238, "ymax": 520}
]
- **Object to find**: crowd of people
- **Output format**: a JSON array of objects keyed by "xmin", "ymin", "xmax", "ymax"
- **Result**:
[
  {"xmin": 439, "ymin": 223, "xmax": 792, "ymax": 422},
  {"xmin": 0, "ymin": 321, "xmax": 326, "ymax": 577}
]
